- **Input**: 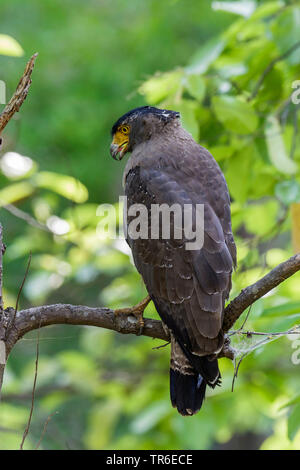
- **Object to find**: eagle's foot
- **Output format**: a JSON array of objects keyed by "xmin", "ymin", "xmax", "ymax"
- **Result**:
[{"xmin": 114, "ymin": 295, "xmax": 151, "ymax": 335}]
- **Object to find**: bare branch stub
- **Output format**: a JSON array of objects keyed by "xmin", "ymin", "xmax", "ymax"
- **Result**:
[{"xmin": 0, "ymin": 53, "xmax": 38, "ymax": 137}]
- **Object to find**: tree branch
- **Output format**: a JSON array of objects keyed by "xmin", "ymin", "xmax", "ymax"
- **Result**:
[
  {"xmin": 0, "ymin": 53, "xmax": 38, "ymax": 138},
  {"xmin": 222, "ymin": 253, "xmax": 300, "ymax": 331},
  {"xmin": 0, "ymin": 251, "xmax": 298, "ymax": 367},
  {"xmin": 6, "ymin": 304, "xmax": 168, "ymax": 355}
]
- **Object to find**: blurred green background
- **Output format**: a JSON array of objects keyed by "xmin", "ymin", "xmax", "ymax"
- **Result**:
[{"xmin": 1, "ymin": 0, "xmax": 300, "ymax": 450}]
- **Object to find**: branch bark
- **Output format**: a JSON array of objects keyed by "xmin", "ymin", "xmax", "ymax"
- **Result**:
[{"xmin": 5, "ymin": 304, "xmax": 167, "ymax": 356}]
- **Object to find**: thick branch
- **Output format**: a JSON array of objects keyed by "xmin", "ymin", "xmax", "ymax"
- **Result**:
[
  {"xmin": 7, "ymin": 304, "xmax": 168, "ymax": 355},
  {"xmin": 2, "ymin": 253, "xmax": 299, "ymax": 361}
]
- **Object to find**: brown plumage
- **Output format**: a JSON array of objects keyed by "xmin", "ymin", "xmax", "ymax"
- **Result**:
[{"xmin": 110, "ymin": 106, "xmax": 236, "ymax": 416}]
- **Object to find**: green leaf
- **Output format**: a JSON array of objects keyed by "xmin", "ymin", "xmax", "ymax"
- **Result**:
[
  {"xmin": 209, "ymin": 145, "xmax": 234, "ymax": 161},
  {"xmin": 225, "ymin": 144, "xmax": 253, "ymax": 203},
  {"xmin": 251, "ymin": 1, "xmax": 284, "ymax": 21},
  {"xmin": 0, "ymin": 34, "xmax": 24, "ymax": 57},
  {"xmin": 212, "ymin": 95, "xmax": 258, "ymax": 134},
  {"xmin": 275, "ymin": 180, "xmax": 300, "ymax": 205},
  {"xmin": 85, "ymin": 401, "xmax": 121, "ymax": 450},
  {"xmin": 236, "ymin": 20, "xmax": 266, "ymax": 41},
  {"xmin": 0, "ymin": 182, "xmax": 34, "ymax": 205},
  {"xmin": 183, "ymin": 74, "xmax": 206, "ymax": 101},
  {"xmin": 265, "ymin": 116, "xmax": 297, "ymax": 175},
  {"xmin": 186, "ymin": 37, "xmax": 226, "ymax": 75},
  {"xmin": 249, "ymin": 165, "xmax": 277, "ymax": 199},
  {"xmin": 244, "ymin": 199, "xmax": 279, "ymax": 235},
  {"xmin": 271, "ymin": 7, "xmax": 300, "ymax": 65},
  {"xmin": 255, "ymin": 68, "xmax": 283, "ymax": 103},
  {"xmin": 212, "ymin": 1, "xmax": 256, "ymax": 18},
  {"xmin": 245, "ymin": 39, "xmax": 277, "ymax": 82},
  {"xmin": 214, "ymin": 60, "xmax": 247, "ymax": 79},
  {"xmin": 262, "ymin": 302, "xmax": 300, "ymax": 318},
  {"xmin": 34, "ymin": 171, "xmax": 89, "ymax": 203},
  {"xmin": 288, "ymin": 403, "xmax": 300, "ymax": 441},
  {"xmin": 139, "ymin": 70, "xmax": 183, "ymax": 105},
  {"xmin": 63, "ymin": 203, "xmax": 100, "ymax": 228},
  {"xmin": 281, "ymin": 394, "xmax": 300, "ymax": 410},
  {"xmin": 130, "ymin": 401, "xmax": 170, "ymax": 434}
]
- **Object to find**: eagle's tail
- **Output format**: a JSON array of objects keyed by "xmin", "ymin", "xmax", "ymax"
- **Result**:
[{"xmin": 170, "ymin": 336, "xmax": 220, "ymax": 416}]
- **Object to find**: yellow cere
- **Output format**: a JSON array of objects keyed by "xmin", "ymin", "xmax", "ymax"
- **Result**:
[{"xmin": 112, "ymin": 125, "xmax": 130, "ymax": 147}]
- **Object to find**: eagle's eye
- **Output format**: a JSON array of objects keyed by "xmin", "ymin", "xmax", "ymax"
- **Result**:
[{"xmin": 120, "ymin": 125, "xmax": 129, "ymax": 135}]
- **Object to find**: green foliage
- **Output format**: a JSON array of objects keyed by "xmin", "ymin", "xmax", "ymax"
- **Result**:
[
  {"xmin": 1, "ymin": 0, "xmax": 300, "ymax": 451},
  {"xmin": 212, "ymin": 95, "xmax": 259, "ymax": 134}
]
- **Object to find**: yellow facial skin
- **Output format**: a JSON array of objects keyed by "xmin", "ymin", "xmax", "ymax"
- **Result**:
[{"xmin": 110, "ymin": 125, "xmax": 130, "ymax": 160}]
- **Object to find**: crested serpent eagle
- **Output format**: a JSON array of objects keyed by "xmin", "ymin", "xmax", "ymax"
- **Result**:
[{"xmin": 110, "ymin": 106, "xmax": 236, "ymax": 416}]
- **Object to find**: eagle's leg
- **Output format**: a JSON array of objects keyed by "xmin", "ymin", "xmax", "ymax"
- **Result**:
[{"xmin": 114, "ymin": 295, "xmax": 151, "ymax": 335}]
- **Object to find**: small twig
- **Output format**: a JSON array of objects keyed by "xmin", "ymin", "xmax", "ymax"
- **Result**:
[
  {"xmin": 231, "ymin": 352, "xmax": 247, "ymax": 392},
  {"xmin": 35, "ymin": 411, "xmax": 59, "ymax": 450},
  {"xmin": 19, "ymin": 315, "xmax": 41, "ymax": 450},
  {"xmin": 6, "ymin": 252, "xmax": 32, "ymax": 342},
  {"xmin": 1, "ymin": 203, "xmax": 50, "ymax": 233},
  {"xmin": 249, "ymin": 41, "xmax": 300, "ymax": 101},
  {"xmin": 229, "ymin": 328, "xmax": 300, "ymax": 337},
  {"xmin": 152, "ymin": 341, "xmax": 170, "ymax": 350},
  {"xmin": 15, "ymin": 252, "xmax": 32, "ymax": 314},
  {"xmin": 231, "ymin": 336, "xmax": 265, "ymax": 392},
  {"xmin": 238, "ymin": 305, "xmax": 252, "ymax": 332},
  {"xmin": 229, "ymin": 326, "xmax": 299, "ymax": 391}
]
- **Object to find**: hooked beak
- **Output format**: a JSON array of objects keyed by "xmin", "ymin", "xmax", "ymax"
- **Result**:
[{"xmin": 110, "ymin": 142, "xmax": 128, "ymax": 161}]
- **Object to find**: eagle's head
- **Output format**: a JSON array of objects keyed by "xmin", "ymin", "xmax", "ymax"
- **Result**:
[{"xmin": 110, "ymin": 106, "xmax": 180, "ymax": 160}]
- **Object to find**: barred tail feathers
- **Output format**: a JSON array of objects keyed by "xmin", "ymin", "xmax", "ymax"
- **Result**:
[{"xmin": 170, "ymin": 335, "xmax": 220, "ymax": 416}]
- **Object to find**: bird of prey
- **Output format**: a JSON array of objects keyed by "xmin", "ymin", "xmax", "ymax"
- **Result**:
[{"xmin": 110, "ymin": 106, "xmax": 236, "ymax": 416}]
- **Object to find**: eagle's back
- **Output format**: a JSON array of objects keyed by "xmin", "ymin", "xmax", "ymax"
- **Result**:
[{"xmin": 124, "ymin": 134, "xmax": 235, "ymax": 415}]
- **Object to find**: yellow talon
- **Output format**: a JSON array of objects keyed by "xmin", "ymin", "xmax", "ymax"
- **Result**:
[{"xmin": 114, "ymin": 295, "xmax": 151, "ymax": 335}]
